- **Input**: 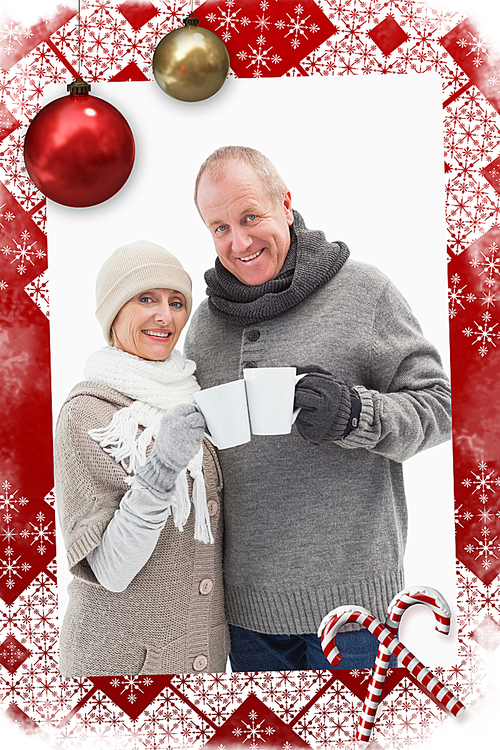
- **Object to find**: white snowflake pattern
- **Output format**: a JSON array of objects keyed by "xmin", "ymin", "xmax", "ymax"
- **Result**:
[
  {"xmin": 457, "ymin": 30, "xmax": 490, "ymax": 67},
  {"xmin": 462, "ymin": 462, "xmax": 500, "ymax": 503},
  {"xmin": 0, "ymin": 280, "xmax": 7, "ymax": 290},
  {"xmin": 481, "ymin": 290, "xmax": 496, "ymax": 308},
  {"xmin": 455, "ymin": 503, "xmax": 474, "ymax": 528},
  {"xmin": 109, "ymin": 675, "xmax": 151, "ymax": 704},
  {"xmin": 206, "ymin": 2, "xmax": 243, "ymax": 39},
  {"xmin": 448, "ymin": 273, "xmax": 474, "ymax": 317},
  {"xmin": 462, "ymin": 319, "xmax": 499, "ymax": 355},
  {"xmin": 475, "ymin": 243, "xmax": 500, "ymax": 285},
  {"xmin": 232, "ymin": 709, "xmax": 275, "ymax": 745},
  {"xmin": 0, "ymin": 481, "xmax": 28, "ymax": 513},
  {"xmin": 7, "ymin": 231, "xmax": 43, "ymax": 275},
  {"xmin": 275, "ymin": 5, "xmax": 318, "ymax": 50},
  {"xmin": 0, "ymin": 202, "xmax": 16, "ymax": 227},
  {"xmin": 0, "ymin": 480, "xmax": 54, "ymax": 589},
  {"xmin": 255, "ymin": 13, "xmax": 270, "ymax": 32},
  {"xmin": 0, "ymin": 19, "xmax": 24, "ymax": 51},
  {"xmin": 0, "ymin": 553, "xmax": 31, "ymax": 589},
  {"xmin": 465, "ymin": 536, "xmax": 500, "ymax": 570},
  {"xmin": 239, "ymin": 41, "xmax": 277, "ymax": 75},
  {"xmin": 25, "ymin": 512, "xmax": 55, "ymax": 555}
]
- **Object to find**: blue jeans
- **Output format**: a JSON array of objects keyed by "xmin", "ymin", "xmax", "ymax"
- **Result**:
[{"xmin": 229, "ymin": 624, "xmax": 397, "ymax": 672}]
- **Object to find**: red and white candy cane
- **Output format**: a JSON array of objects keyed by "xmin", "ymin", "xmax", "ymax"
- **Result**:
[
  {"xmin": 318, "ymin": 604, "xmax": 465, "ymax": 734},
  {"xmin": 357, "ymin": 586, "xmax": 453, "ymax": 742}
]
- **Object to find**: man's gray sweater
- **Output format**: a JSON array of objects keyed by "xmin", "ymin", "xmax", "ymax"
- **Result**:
[{"xmin": 184, "ymin": 258, "xmax": 451, "ymax": 635}]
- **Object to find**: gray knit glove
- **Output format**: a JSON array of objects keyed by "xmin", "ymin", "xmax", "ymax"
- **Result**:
[
  {"xmin": 294, "ymin": 366, "xmax": 360, "ymax": 444},
  {"xmin": 134, "ymin": 404, "xmax": 205, "ymax": 499}
]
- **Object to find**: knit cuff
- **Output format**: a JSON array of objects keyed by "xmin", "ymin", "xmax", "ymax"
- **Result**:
[
  {"xmin": 336, "ymin": 386, "xmax": 381, "ymax": 450},
  {"xmin": 134, "ymin": 455, "xmax": 178, "ymax": 500},
  {"xmin": 66, "ymin": 510, "xmax": 115, "ymax": 581},
  {"xmin": 343, "ymin": 389, "xmax": 361, "ymax": 437}
]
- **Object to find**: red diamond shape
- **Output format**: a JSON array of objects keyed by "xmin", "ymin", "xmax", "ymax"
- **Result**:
[
  {"xmin": 0, "ymin": 494, "xmax": 56, "ymax": 606},
  {"xmin": 118, "ymin": 0, "xmax": 159, "ymax": 31},
  {"xmin": 0, "ymin": 635, "xmax": 31, "ymax": 673},
  {"xmin": 194, "ymin": 0, "xmax": 337, "ymax": 78},
  {"xmin": 3, "ymin": 704, "xmax": 39, "ymax": 732},
  {"xmin": 110, "ymin": 62, "xmax": 150, "ymax": 82},
  {"xmin": 482, "ymin": 156, "xmax": 500, "ymax": 194},
  {"xmin": 369, "ymin": 16, "xmax": 409, "ymax": 56},
  {"xmin": 204, "ymin": 693, "xmax": 312, "ymax": 748},
  {"xmin": 441, "ymin": 19, "xmax": 500, "ymax": 116},
  {"xmin": 2, "ymin": 704, "xmax": 60, "ymax": 747},
  {"xmin": 472, "ymin": 616, "xmax": 500, "ymax": 651},
  {"xmin": 90, "ymin": 674, "xmax": 173, "ymax": 720}
]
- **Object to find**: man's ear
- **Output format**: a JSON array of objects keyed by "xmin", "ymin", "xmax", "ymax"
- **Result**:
[{"xmin": 283, "ymin": 190, "xmax": 293, "ymax": 225}]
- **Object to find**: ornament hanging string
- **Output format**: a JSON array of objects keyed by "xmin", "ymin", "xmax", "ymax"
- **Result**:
[{"xmin": 78, "ymin": 0, "xmax": 81, "ymax": 75}]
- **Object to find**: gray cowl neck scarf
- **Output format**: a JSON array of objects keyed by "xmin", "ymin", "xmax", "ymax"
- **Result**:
[{"xmin": 204, "ymin": 209, "xmax": 350, "ymax": 326}]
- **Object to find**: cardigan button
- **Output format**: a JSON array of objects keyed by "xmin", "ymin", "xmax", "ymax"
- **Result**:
[
  {"xmin": 247, "ymin": 330, "xmax": 260, "ymax": 342},
  {"xmin": 193, "ymin": 654, "xmax": 208, "ymax": 671},
  {"xmin": 199, "ymin": 578, "xmax": 214, "ymax": 595},
  {"xmin": 207, "ymin": 499, "xmax": 219, "ymax": 516}
]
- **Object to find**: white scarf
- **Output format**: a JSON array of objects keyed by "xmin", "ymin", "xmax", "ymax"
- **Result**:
[{"xmin": 84, "ymin": 346, "xmax": 213, "ymax": 544}]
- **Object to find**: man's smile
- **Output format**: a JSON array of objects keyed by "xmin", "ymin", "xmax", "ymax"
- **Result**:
[{"xmin": 239, "ymin": 249, "xmax": 264, "ymax": 263}]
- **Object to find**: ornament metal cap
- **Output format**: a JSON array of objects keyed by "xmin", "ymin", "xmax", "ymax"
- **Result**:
[
  {"xmin": 183, "ymin": 14, "xmax": 200, "ymax": 27},
  {"xmin": 67, "ymin": 76, "xmax": 91, "ymax": 96}
]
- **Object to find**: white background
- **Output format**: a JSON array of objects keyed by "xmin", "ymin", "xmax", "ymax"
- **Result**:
[{"xmin": 47, "ymin": 73, "xmax": 458, "ymax": 668}]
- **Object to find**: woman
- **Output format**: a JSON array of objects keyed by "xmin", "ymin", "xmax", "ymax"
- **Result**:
[{"xmin": 54, "ymin": 240, "xmax": 228, "ymax": 676}]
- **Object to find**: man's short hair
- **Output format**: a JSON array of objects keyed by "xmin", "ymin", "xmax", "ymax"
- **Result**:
[{"xmin": 194, "ymin": 146, "xmax": 288, "ymax": 214}]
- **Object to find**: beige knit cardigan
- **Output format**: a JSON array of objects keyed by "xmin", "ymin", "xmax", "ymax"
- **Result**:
[{"xmin": 54, "ymin": 380, "xmax": 228, "ymax": 676}]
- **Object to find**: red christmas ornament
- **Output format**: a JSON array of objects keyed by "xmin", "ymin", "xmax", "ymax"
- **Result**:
[{"xmin": 24, "ymin": 77, "xmax": 135, "ymax": 208}]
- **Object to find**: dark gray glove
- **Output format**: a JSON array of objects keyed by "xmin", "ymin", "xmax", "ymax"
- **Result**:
[
  {"xmin": 135, "ymin": 403, "xmax": 205, "ymax": 499},
  {"xmin": 294, "ymin": 366, "xmax": 360, "ymax": 444}
]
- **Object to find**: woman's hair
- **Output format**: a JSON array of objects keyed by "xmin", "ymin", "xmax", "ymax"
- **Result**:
[
  {"xmin": 109, "ymin": 327, "xmax": 118, "ymax": 348},
  {"xmin": 194, "ymin": 146, "xmax": 288, "ymax": 214}
]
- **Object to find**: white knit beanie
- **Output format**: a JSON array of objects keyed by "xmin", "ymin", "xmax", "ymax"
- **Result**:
[{"xmin": 95, "ymin": 240, "xmax": 193, "ymax": 344}]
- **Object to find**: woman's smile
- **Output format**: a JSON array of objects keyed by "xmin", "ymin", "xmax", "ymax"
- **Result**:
[{"xmin": 142, "ymin": 328, "xmax": 172, "ymax": 338}]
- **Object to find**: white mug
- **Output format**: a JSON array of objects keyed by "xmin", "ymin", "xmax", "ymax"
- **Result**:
[
  {"xmin": 243, "ymin": 367, "xmax": 306, "ymax": 436},
  {"xmin": 194, "ymin": 379, "xmax": 251, "ymax": 450}
]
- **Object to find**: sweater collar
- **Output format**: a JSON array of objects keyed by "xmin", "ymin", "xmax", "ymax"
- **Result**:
[{"xmin": 204, "ymin": 210, "xmax": 349, "ymax": 326}]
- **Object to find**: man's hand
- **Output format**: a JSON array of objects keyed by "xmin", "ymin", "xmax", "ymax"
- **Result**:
[
  {"xmin": 135, "ymin": 404, "xmax": 205, "ymax": 498},
  {"xmin": 294, "ymin": 367, "xmax": 360, "ymax": 444}
]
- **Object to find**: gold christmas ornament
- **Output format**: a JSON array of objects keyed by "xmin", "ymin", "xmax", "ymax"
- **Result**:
[{"xmin": 153, "ymin": 15, "xmax": 230, "ymax": 103}]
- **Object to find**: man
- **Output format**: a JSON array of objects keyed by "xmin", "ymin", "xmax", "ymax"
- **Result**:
[{"xmin": 184, "ymin": 146, "xmax": 452, "ymax": 672}]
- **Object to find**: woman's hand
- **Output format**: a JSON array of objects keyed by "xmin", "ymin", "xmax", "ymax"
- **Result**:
[
  {"xmin": 135, "ymin": 403, "xmax": 205, "ymax": 498},
  {"xmin": 156, "ymin": 404, "xmax": 206, "ymax": 470}
]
